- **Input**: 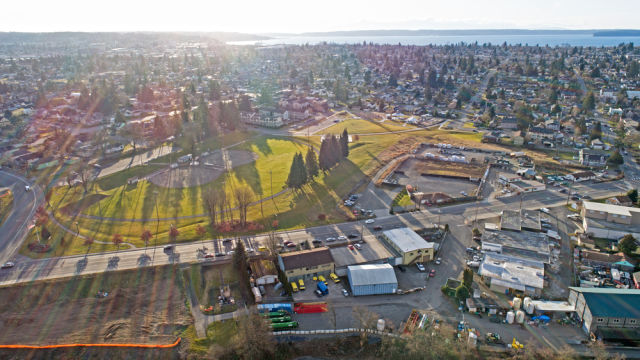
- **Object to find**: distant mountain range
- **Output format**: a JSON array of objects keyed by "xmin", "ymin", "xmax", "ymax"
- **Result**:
[{"xmin": 262, "ymin": 29, "xmax": 640, "ymax": 37}]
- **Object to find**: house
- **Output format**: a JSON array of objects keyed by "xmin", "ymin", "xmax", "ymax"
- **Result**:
[
  {"xmin": 528, "ymin": 126, "xmax": 555, "ymax": 140},
  {"xmin": 499, "ymin": 117, "xmax": 518, "ymax": 130},
  {"xmin": 568, "ymin": 287, "xmax": 640, "ymax": 337},
  {"xmin": 591, "ymin": 138, "xmax": 604, "ymax": 150},
  {"xmin": 381, "ymin": 228, "xmax": 435, "ymax": 265},
  {"xmin": 581, "ymin": 201, "xmax": 640, "ymax": 240},
  {"xmin": 566, "ymin": 171, "xmax": 597, "ymax": 182},
  {"xmin": 579, "ymin": 149, "xmax": 609, "ymax": 167},
  {"xmin": 277, "ymin": 247, "xmax": 335, "ymax": 282},
  {"xmin": 505, "ymin": 179, "xmax": 546, "ymax": 193},
  {"xmin": 607, "ymin": 195, "xmax": 633, "ymax": 207},
  {"xmin": 479, "ymin": 252, "xmax": 545, "ymax": 296}
]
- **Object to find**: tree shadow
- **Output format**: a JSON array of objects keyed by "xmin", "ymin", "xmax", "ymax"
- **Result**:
[{"xmin": 251, "ymin": 136, "xmax": 273, "ymax": 156}]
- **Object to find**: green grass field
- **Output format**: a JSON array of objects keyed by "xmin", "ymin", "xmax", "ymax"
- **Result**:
[
  {"xmin": 30, "ymin": 127, "xmax": 493, "ymax": 258},
  {"xmin": 317, "ymin": 117, "xmax": 413, "ymax": 135}
]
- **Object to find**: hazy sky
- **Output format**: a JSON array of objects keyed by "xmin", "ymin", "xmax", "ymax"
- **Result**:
[{"xmin": 3, "ymin": 0, "xmax": 639, "ymax": 33}]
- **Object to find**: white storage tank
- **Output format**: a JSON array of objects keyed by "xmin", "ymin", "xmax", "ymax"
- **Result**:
[
  {"xmin": 377, "ymin": 319, "xmax": 386, "ymax": 332},
  {"xmin": 516, "ymin": 310, "xmax": 525, "ymax": 324},
  {"xmin": 506, "ymin": 311, "xmax": 515, "ymax": 324},
  {"xmin": 512, "ymin": 297, "xmax": 522, "ymax": 310},
  {"xmin": 526, "ymin": 302, "xmax": 535, "ymax": 315},
  {"xmin": 523, "ymin": 297, "xmax": 532, "ymax": 309}
]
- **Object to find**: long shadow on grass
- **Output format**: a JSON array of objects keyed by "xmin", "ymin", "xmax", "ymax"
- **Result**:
[{"xmin": 251, "ymin": 136, "xmax": 273, "ymax": 156}]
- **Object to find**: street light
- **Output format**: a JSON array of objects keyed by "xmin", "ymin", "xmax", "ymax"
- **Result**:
[{"xmin": 74, "ymin": 221, "xmax": 79, "ymax": 239}]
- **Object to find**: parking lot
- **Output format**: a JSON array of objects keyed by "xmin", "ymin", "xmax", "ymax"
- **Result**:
[{"xmin": 292, "ymin": 275, "xmax": 351, "ymax": 302}]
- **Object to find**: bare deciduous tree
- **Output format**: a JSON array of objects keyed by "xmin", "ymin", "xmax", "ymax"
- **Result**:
[
  {"xmin": 234, "ymin": 185, "xmax": 254, "ymax": 227},
  {"xmin": 233, "ymin": 314, "xmax": 275, "ymax": 360},
  {"xmin": 203, "ymin": 187, "xmax": 220, "ymax": 226}
]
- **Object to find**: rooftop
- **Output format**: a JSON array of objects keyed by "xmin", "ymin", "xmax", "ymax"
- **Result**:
[
  {"xmin": 279, "ymin": 247, "xmax": 334, "ymax": 270},
  {"xmin": 347, "ymin": 264, "xmax": 398, "ymax": 286},
  {"xmin": 583, "ymin": 201, "xmax": 640, "ymax": 217},
  {"xmin": 479, "ymin": 252, "xmax": 545, "ymax": 290},
  {"xmin": 481, "ymin": 229, "xmax": 551, "ymax": 261},
  {"xmin": 382, "ymin": 228, "xmax": 434, "ymax": 253},
  {"xmin": 500, "ymin": 209, "xmax": 541, "ymax": 232},
  {"xmin": 569, "ymin": 287, "xmax": 640, "ymax": 319},
  {"xmin": 330, "ymin": 237, "xmax": 395, "ymax": 268}
]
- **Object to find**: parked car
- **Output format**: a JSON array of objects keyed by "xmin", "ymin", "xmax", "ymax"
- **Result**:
[
  {"xmin": 373, "ymin": 226, "xmax": 383, "ymax": 231},
  {"xmin": 286, "ymin": 242, "xmax": 296, "ymax": 248},
  {"xmin": 416, "ymin": 263, "xmax": 426, "ymax": 272},
  {"xmin": 435, "ymin": 258, "xmax": 441, "ymax": 265},
  {"xmin": 204, "ymin": 253, "xmax": 215, "ymax": 259},
  {"xmin": 429, "ymin": 269, "xmax": 436, "ymax": 277},
  {"xmin": 314, "ymin": 289, "xmax": 323, "ymax": 297},
  {"xmin": 365, "ymin": 219, "xmax": 375, "ymax": 224},
  {"xmin": 1, "ymin": 262, "xmax": 14, "ymax": 269},
  {"xmin": 348, "ymin": 233, "xmax": 360, "ymax": 239},
  {"xmin": 341, "ymin": 289, "xmax": 349, "ymax": 297},
  {"xmin": 215, "ymin": 252, "xmax": 225, "ymax": 257},
  {"xmin": 354, "ymin": 243, "xmax": 362, "ymax": 250},
  {"xmin": 540, "ymin": 208, "xmax": 550, "ymax": 214},
  {"xmin": 337, "ymin": 235, "xmax": 347, "ymax": 241},
  {"xmin": 163, "ymin": 245, "xmax": 174, "ymax": 253},
  {"xmin": 325, "ymin": 237, "xmax": 336, "ymax": 242}
]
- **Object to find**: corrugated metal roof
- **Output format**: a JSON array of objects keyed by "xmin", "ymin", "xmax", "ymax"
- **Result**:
[
  {"xmin": 382, "ymin": 228, "xmax": 433, "ymax": 253},
  {"xmin": 570, "ymin": 287, "xmax": 640, "ymax": 319},
  {"xmin": 347, "ymin": 264, "xmax": 397, "ymax": 286}
]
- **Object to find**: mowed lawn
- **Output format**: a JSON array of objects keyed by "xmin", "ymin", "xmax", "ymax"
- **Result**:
[
  {"xmin": 317, "ymin": 117, "xmax": 414, "ymax": 135},
  {"xmin": 30, "ymin": 128, "xmax": 492, "ymax": 257}
]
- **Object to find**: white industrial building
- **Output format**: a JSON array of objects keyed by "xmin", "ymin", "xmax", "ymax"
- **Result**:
[
  {"xmin": 581, "ymin": 201, "xmax": 640, "ymax": 240},
  {"xmin": 479, "ymin": 253, "xmax": 545, "ymax": 296},
  {"xmin": 347, "ymin": 264, "xmax": 398, "ymax": 296}
]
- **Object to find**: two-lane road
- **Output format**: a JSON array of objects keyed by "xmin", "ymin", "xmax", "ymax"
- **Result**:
[{"xmin": 0, "ymin": 170, "xmax": 40, "ymax": 266}]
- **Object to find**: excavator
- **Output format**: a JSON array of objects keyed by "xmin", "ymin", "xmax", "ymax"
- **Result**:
[{"xmin": 511, "ymin": 338, "xmax": 524, "ymax": 350}]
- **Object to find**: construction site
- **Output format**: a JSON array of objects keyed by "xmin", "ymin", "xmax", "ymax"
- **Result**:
[{"xmin": 0, "ymin": 265, "xmax": 190, "ymax": 353}]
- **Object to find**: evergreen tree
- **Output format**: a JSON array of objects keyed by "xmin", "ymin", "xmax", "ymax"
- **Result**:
[
  {"xmin": 305, "ymin": 147, "xmax": 319, "ymax": 180},
  {"xmin": 286, "ymin": 153, "xmax": 307, "ymax": 189},
  {"xmin": 582, "ymin": 91, "xmax": 596, "ymax": 112},
  {"xmin": 328, "ymin": 135, "xmax": 341, "ymax": 166},
  {"xmin": 319, "ymin": 138, "xmax": 330, "ymax": 172},
  {"xmin": 340, "ymin": 129, "xmax": 350, "ymax": 157}
]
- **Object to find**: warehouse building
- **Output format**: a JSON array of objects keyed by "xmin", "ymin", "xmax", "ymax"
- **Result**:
[
  {"xmin": 347, "ymin": 264, "xmax": 398, "ymax": 296},
  {"xmin": 569, "ymin": 287, "xmax": 640, "ymax": 338},
  {"xmin": 277, "ymin": 247, "xmax": 334, "ymax": 282},
  {"xmin": 381, "ymin": 228, "xmax": 435, "ymax": 265}
]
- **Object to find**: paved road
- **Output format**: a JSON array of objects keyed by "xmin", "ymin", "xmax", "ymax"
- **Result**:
[
  {"xmin": 0, "ymin": 170, "xmax": 40, "ymax": 266},
  {"xmin": 0, "ymin": 178, "xmax": 628, "ymax": 287},
  {"xmin": 95, "ymin": 143, "xmax": 180, "ymax": 179}
]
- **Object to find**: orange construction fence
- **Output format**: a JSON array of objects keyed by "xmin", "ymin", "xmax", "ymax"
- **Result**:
[{"xmin": 0, "ymin": 337, "xmax": 181, "ymax": 349}]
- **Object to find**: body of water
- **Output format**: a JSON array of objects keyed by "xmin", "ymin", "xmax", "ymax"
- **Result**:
[{"xmin": 229, "ymin": 34, "xmax": 640, "ymax": 47}]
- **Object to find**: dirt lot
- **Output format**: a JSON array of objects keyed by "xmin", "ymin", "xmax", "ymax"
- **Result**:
[
  {"xmin": 148, "ymin": 150, "xmax": 257, "ymax": 188},
  {"xmin": 0, "ymin": 265, "xmax": 190, "ymax": 346},
  {"xmin": 400, "ymin": 158, "xmax": 486, "ymax": 179},
  {"xmin": 395, "ymin": 158, "xmax": 481, "ymax": 197}
]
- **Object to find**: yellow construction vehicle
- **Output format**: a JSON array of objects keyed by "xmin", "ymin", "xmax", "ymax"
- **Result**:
[{"xmin": 511, "ymin": 338, "xmax": 524, "ymax": 350}]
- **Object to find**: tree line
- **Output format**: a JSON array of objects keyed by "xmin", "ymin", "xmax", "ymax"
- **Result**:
[{"xmin": 286, "ymin": 129, "xmax": 349, "ymax": 190}]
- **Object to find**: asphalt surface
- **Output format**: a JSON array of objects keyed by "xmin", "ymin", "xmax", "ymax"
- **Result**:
[{"xmin": 0, "ymin": 170, "xmax": 40, "ymax": 266}]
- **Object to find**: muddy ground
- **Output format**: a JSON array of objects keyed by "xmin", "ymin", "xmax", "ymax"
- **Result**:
[{"xmin": 0, "ymin": 265, "xmax": 191, "ymax": 350}]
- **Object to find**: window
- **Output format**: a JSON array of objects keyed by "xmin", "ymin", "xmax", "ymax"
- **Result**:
[
  {"xmin": 597, "ymin": 318, "xmax": 605, "ymax": 323},
  {"xmin": 629, "ymin": 319, "xmax": 637, "ymax": 324},
  {"xmin": 612, "ymin": 319, "xmax": 620, "ymax": 323}
]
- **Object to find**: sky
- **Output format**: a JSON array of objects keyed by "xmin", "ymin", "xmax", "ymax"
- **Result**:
[{"xmin": 2, "ymin": 0, "xmax": 639, "ymax": 34}]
